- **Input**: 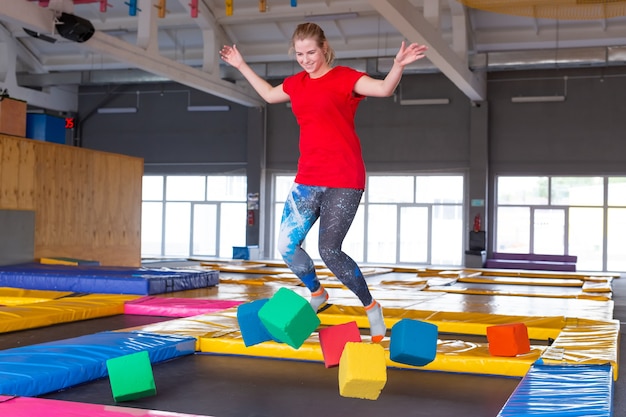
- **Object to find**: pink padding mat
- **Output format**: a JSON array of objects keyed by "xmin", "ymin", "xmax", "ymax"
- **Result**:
[
  {"xmin": 0, "ymin": 395, "xmax": 214, "ymax": 416},
  {"xmin": 124, "ymin": 296, "xmax": 243, "ymax": 317}
]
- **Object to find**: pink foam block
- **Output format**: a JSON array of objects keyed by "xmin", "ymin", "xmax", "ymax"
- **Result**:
[
  {"xmin": 0, "ymin": 395, "xmax": 215, "ymax": 417},
  {"xmin": 318, "ymin": 321, "xmax": 362, "ymax": 368},
  {"xmin": 124, "ymin": 296, "xmax": 244, "ymax": 317}
]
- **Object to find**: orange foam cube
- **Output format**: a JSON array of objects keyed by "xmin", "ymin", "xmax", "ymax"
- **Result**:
[{"xmin": 486, "ymin": 323, "xmax": 530, "ymax": 357}]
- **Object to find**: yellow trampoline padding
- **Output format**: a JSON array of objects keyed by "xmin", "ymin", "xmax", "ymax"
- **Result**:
[
  {"xmin": 376, "ymin": 291, "xmax": 614, "ymax": 322},
  {"xmin": 207, "ymin": 265, "xmax": 292, "ymax": 275},
  {"xmin": 125, "ymin": 303, "xmax": 616, "ymax": 379},
  {"xmin": 130, "ymin": 304, "xmax": 565, "ymax": 347},
  {"xmin": 378, "ymin": 279, "xmax": 429, "ymax": 287},
  {"xmin": 196, "ymin": 314, "xmax": 544, "ymax": 378},
  {"xmin": 127, "ymin": 306, "xmax": 559, "ymax": 347},
  {"xmin": 318, "ymin": 305, "xmax": 565, "ymax": 341},
  {"xmin": 219, "ymin": 274, "xmax": 301, "ymax": 286},
  {"xmin": 458, "ymin": 276, "xmax": 584, "ymax": 287},
  {"xmin": 476, "ymin": 269, "xmax": 620, "ymax": 281},
  {"xmin": 0, "ymin": 287, "xmax": 74, "ymax": 306},
  {"xmin": 0, "ymin": 294, "xmax": 140, "ymax": 333},
  {"xmin": 416, "ymin": 269, "xmax": 467, "ymax": 278},
  {"xmin": 541, "ymin": 318, "xmax": 620, "ymax": 380},
  {"xmin": 582, "ymin": 280, "xmax": 612, "ymax": 293},
  {"xmin": 122, "ymin": 309, "xmax": 242, "ymax": 350},
  {"xmin": 424, "ymin": 283, "xmax": 611, "ymax": 301},
  {"xmin": 198, "ymin": 261, "xmax": 267, "ymax": 269},
  {"xmin": 426, "ymin": 278, "xmax": 459, "ymax": 286},
  {"xmin": 219, "ymin": 278, "xmax": 266, "ymax": 286}
]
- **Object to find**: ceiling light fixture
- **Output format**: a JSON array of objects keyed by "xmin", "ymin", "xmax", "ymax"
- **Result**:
[
  {"xmin": 187, "ymin": 105, "xmax": 230, "ymax": 112},
  {"xmin": 399, "ymin": 98, "xmax": 450, "ymax": 106},
  {"xmin": 97, "ymin": 107, "xmax": 137, "ymax": 114},
  {"xmin": 511, "ymin": 76, "xmax": 568, "ymax": 103},
  {"xmin": 511, "ymin": 95, "xmax": 565, "ymax": 103}
]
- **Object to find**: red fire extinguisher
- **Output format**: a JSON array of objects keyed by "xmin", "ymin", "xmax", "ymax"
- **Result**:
[
  {"xmin": 247, "ymin": 210, "xmax": 255, "ymax": 226},
  {"xmin": 473, "ymin": 214, "xmax": 481, "ymax": 232}
]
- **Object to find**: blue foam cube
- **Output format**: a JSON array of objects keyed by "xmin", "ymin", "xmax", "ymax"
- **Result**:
[
  {"xmin": 389, "ymin": 318, "xmax": 438, "ymax": 367},
  {"xmin": 232, "ymin": 245, "xmax": 259, "ymax": 260},
  {"xmin": 237, "ymin": 299, "xmax": 274, "ymax": 347}
]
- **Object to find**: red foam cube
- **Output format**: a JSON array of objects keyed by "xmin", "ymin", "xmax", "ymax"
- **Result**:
[
  {"xmin": 318, "ymin": 321, "xmax": 362, "ymax": 368},
  {"xmin": 486, "ymin": 322, "xmax": 531, "ymax": 357}
]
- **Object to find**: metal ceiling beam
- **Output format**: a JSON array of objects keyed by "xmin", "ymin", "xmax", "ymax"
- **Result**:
[
  {"xmin": 0, "ymin": 0, "xmax": 57, "ymax": 35},
  {"xmin": 136, "ymin": 0, "xmax": 159, "ymax": 53},
  {"xmin": 0, "ymin": 22, "xmax": 77, "ymax": 111},
  {"xmin": 1, "ymin": 0, "xmax": 264, "ymax": 108},
  {"xmin": 369, "ymin": 0, "xmax": 486, "ymax": 102},
  {"xmin": 448, "ymin": 0, "xmax": 468, "ymax": 60},
  {"xmin": 174, "ymin": 0, "xmax": 226, "ymax": 74},
  {"xmin": 84, "ymin": 31, "xmax": 264, "ymax": 107}
]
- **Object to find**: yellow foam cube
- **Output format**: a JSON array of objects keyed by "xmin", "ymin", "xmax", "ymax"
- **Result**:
[{"xmin": 338, "ymin": 342, "xmax": 387, "ymax": 400}]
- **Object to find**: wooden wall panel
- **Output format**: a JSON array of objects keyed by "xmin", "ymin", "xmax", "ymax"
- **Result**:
[
  {"xmin": 0, "ymin": 134, "xmax": 143, "ymax": 267},
  {"xmin": 0, "ymin": 137, "xmax": 22, "ymax": 208},
  {"xmin": 17, "ymin": 140, "xmax": 36, "ymax": 208}
]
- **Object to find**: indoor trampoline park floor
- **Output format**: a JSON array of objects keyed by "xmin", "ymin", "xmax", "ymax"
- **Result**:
[{"xmin": 0, "ymin": 259, "xmax": 624, "ymax": 417}]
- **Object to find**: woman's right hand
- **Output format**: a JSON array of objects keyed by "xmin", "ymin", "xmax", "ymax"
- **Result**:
[
  {"xmin": 220, "ymin": 44, "xmax": 244, "ymax": 69},
  {"xmin": 219, "ymin": 43, "xmax": 290, "ymax": 104}
]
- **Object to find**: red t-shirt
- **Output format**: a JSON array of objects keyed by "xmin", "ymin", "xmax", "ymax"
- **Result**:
[{"xmin": 282, "ymin": 66, "xmax": 367, "ymax": 189}]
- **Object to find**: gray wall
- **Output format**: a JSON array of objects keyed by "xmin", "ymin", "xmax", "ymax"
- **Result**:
[
  {"xmin": 78, "ymin": 84, "xmax": 251, "ymax": 174},
  {"xmin": 76, "ymin": 65, "xmax": 626, "ymax": 259},
  {"xmin": 265, "ymin": 73, "xmax": 472, "ymax": 173},
  {"xmin": 488, "ymin": 67, "xmax": 626, "ymax": 175},
  {"xmin": 78, "ymin": 74, "xmax": 475, "ymax": 177}
]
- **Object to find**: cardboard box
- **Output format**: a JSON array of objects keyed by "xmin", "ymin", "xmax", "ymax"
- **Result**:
[{"xmin": 0, "ymin": 98, "xmax": 27, "ymax": 137}]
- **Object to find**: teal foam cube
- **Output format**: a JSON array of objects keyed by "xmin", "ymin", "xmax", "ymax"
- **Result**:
[
  {"xmin": 389, "ymin": 319, "xmax": 438, "ymax": 367},
  {"xmin": 258, "ymin": 287, "xmax": 320, "ymax": 349},
  {"xmin": 106, "ymin": 350, "xmax": 156, "ymax": 402}
]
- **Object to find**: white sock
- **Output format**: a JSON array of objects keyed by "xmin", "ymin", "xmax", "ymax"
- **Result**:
[
  {"xmin": 365, "ymin": 300, "xmax": 386, "ymax": 343},
  {"xmin": 310, "ymin": 287, "xmax": 329, "ymax": 312}
]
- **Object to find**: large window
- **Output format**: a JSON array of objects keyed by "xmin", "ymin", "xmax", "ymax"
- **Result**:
[
  {"xmin": 495, "ymin": 176, "xmax": 626, "ymax": 272},
  {"xmin": 141, "ymin": 175, "xmax": 247, "ymax": 258},
  {"xmin": 272, "ymin": 174, "xmax": 464, "ymax": 266}
]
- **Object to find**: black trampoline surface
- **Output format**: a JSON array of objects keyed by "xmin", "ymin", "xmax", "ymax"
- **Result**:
[{"xmin": 1, "ymin": 314, "xmax": 518, "ymax": 417}]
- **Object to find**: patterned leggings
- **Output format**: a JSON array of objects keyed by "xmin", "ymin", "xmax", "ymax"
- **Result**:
[{"xmin": 277, "ymin": 183, "xmax": 373, "ymax": 306}]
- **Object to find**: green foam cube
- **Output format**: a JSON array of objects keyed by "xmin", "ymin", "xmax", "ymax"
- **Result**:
[
  {"xmin": 106, "ymin": 350, "xmax": 156, "ymax": 402},
  {"xmin": 258, "ymin": 287, "xmax": 320, "ymax": 349}
]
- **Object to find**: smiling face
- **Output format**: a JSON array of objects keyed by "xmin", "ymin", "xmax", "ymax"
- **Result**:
[{"xmin": 294, "ymin": 38, "xmax": 330, "ymax": 78}]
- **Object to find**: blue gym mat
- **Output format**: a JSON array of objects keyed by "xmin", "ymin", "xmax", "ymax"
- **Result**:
[
  {"xmin": 497, "ymin": 362, "xmax": 613, "ymax": 417},
  {"xmin": 0, "ymin": 331, "xmax": 196, "ymax": 397},
  {"xmin": 0, "ymin": 263, "xmax": 219, "ymax": 295}
]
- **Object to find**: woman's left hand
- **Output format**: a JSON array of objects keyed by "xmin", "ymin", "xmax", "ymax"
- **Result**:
[{"xmin": 394, "ymin": 41, "xmax": 428, "ymax": 66}]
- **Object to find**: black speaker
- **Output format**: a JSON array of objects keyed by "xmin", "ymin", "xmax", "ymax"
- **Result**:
[
  {"xmin": 55, "ymin": 13, "xmax": 95, "ymax": 43},
  {"xmin": 469, "ymin": 231, "xmax": 486, "ymax": 251}
]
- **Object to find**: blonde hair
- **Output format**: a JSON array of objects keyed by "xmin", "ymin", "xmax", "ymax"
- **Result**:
[{"xmin": 289, "ymin": 22, "xmax": 335, "ymax": 66}]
